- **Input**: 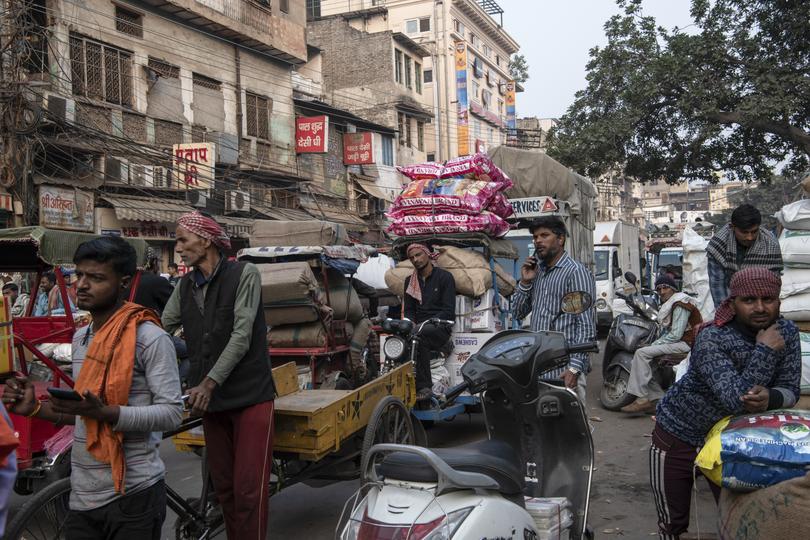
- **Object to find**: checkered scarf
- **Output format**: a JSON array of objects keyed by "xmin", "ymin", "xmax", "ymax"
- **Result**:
[
  {"xmin": 177, "ymin": 211, "xmax": 231, "ymax": 250},
  {"xmin": 713, "ymin": 267, "xmax": 782, "ymax": 327},
  {"xmin": 706, "ymin": 224, "xmax": 782, "ymax": 273},
  {"xmin": 405, "ymin": 244, "xmax": 438, "ymax": 304}
]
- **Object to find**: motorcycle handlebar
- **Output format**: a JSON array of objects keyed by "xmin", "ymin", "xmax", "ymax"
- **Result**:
[
  {"xmin": 441, "ymin": 381, "xmax": 470, "ymax": 407},
  {"xmin": 568, "ymin": 341, "xmax": 600, "ymax": 354}
]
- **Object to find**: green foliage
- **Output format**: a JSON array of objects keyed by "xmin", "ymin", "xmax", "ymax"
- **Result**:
[
  {"xmin": 509, "ymin": 54, "xmax": 530, "ymax": 84},
  {"xmin": 547, "ymin": 0, "xmax": 810, "ymax": 184}
]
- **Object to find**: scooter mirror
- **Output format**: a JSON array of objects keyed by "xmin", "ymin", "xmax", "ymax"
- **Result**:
[
  {"xmin": 624, "ymin": 271, "xmax": 638, "ymax": 285},
  {"xmin": 560, "ymin": 291, "xmax": 593, "ymax": 315}
]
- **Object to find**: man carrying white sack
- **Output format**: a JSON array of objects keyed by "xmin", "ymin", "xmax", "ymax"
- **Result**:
[{"xmin": 621, "ymin": 276, "xmax": 702, "ymax": 415}]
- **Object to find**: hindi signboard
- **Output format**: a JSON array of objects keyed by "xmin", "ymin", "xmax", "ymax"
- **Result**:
[
  {"xmin": 39, "ymin": 185, "xmax": 94, "ymax": 232},
  {"xmin": 296, "ymin": 115, "xmax": 329, "ymax": 153},
  {"xmin": 173, "ymin": 143, "xmax": 215, "ymax": 190},
  {"xmin": 343, "ymin": 133, "xmax": 374, "ymax": 165}
]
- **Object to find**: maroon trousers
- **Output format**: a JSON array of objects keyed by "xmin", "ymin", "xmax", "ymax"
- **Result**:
[
  {"xmin": 649, "ymin": 423, "xmax": 721, "ymax": 540},
  {"xmin": 203, "ymin": 400, "xmax": 274, "ymax": 540}
]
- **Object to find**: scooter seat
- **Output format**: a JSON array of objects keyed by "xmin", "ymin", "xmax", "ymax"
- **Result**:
[{"xmin": 377, "ymin": 439, "xmax": 523, "ymax": 495}]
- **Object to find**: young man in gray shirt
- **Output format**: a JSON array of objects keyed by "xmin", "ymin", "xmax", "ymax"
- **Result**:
[{"xmin": 3, "ymin": 236, "xmax": 182, "ymax": 539}]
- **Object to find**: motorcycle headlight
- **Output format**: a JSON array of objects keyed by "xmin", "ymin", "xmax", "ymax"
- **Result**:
[
  {"xmin": 383, "ymin": 336, "xmax": 407, "ymax": 361},
  {"xmin": 596, "ymin": 298, "xmax": 608, "ymax": 310}
]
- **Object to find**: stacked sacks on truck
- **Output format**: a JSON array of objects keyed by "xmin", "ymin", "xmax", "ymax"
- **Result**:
[
  {"xmin": 775, "ymin": 200, "xmax": 810, "ymax": 395},
  {"xmin": 386, "ymin": 154, "xmax": 514, "ymax": 238}
]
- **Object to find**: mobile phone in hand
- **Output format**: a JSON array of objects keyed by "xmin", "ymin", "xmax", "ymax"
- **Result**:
[{"xmin": 47, "ymin": 387, "xmax": 83, "ymax": 401}]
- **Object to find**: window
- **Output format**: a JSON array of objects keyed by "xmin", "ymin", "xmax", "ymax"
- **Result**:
[
  {"xmin": 405, "ymin": 19, "xmax": 418, "ymax": 34},
  {"xmin": 306, "ymin": 0, "xmax": 320, "ymax": 19},
  {"xmin": 417, "ymin": 121, "xmax": 424, "ymax": 151},
  {"xmin": 483, "ymin": 44, "xmax": 491, "ymax": 57},
  {"xmin": 404, "ymin": 56, "xmax": 412, "ymax": 89},
  {"xmin": 498, "ymin": 98, "xmax": 504, "ymax": 114},
  {"xmin": 406, "ymin": 117, "xmax": 412, "ymax": 147},
  {"xmin": 115, "ymin": 6, "xmax": 143, "ymax": 38},
  {"xmin": 70, "ymin": 35, "xmax": 132, "ymax": 106},
  {"xmin": 415, "ymin": 62, "xmax": 422, "ymax": 94},
  {"xmin": 192, "ymin": 73, "xmax": 224, "ymax": 132},
  {"xmin": 453, "ymin": 19, "xmax": 465, "ymax": 36},
  {"xmin": 245, "ymin": 92, "xmax": 271, "ymax": 139},
  {"xmin": 472, "ymin": 80, "xmax": 480, "ymax": 100},
  {"xmin": 419, "ymin": 17, "xmax": 430, "ymax": 32},
  {"xmin": 469, "ymin": 33, "xmax": 478, "ymax": 46},
  {"xmin": 423, "ymin": 69, "xmax": 433, "ymax": 84},
  {"xmin": 427, "ymin": 152, "xmax": 436, "ymax": 162},
  {"xmin": 381, "ymin": 135, "xmax": 394, "ymax": 166},
  {"xmin": 394, "ymin": 49, "xmax": 403, "ymax": 84},
  {"xmin": 397, "ymin": 113, "xmax": 406, "ymax": 145},
  {"xmin": 495, "ymin": 54, "xmax": 501, "ymax": 67},
  {"xmin": 192, "ymin": 73, "xmax": 221, "ymax": 91},
  {"xmin": 481, "ymin": 89, "xmax": 492, "ymax": 108},
  {"xmin": 280, "ymin": 0, "xmax": 289, "ymax": 13}
]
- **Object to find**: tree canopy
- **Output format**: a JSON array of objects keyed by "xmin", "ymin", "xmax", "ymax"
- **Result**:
[
  {"xmin": 509, "ymin": 54, "xmax": 530, "ymax": 84},
  {"xmin": 547, "ymin": 0, "xmax": 810, "ymax": 184}
]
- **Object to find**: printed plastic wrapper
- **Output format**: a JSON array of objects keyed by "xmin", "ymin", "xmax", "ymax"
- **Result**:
[
  {"xmin": 387, "ymin": 212, "xmax": 511, "ymax": 238},
  {"xmin": 388, "ymin": 177, "xmax": 501, "ymax": 217},
  {"xmin": 488, "ymin": 192, "xmax": 515, "ymax": 219},
  {"xmin": 696, "ymin": 411, "xmax": 810, "ymax": 491},
  {"xmin": 397, "ymin": 153, "xmax": 513, "ymax": 188}
]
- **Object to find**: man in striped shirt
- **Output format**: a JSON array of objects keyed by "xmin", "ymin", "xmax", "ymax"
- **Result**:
[{"xmin": 511, "ymin": 217, "xmax": 597, "ymax": 402}]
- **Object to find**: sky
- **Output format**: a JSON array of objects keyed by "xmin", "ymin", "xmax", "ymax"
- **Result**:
[{"xmin": 496, "ymin": 0, "xmax": 695, "ymax": 119}]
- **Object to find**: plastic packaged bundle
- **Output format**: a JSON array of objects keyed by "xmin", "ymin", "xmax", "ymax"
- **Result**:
[
  {"xmin": 696, "ymin": 411, "xmax": 810, "ymax": 491},
  {"xmin": 487, "ymin": 192, "xmax": 515, "ymax": 219},
  {"xmin": 387, "ymin": 212, "xmax": 511, "ymax": 238},
  {"xmin": 388, "ymin": 177, "xmax": 502, "ymax": 217},
  {"xmin": 397, "ymin": 153, "xmax": 512, "ymax": 188}
]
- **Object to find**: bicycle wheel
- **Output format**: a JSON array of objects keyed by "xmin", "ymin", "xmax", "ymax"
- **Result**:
[{"xmin": 5, "ymin": 477, "xmax": 71, "ymax": 539}]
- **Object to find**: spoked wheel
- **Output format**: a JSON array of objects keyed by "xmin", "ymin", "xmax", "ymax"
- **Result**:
[
  {"xmin": 361, "ymin": 396, "xmax": 416, "ymax": 475},
  {"xmin": 5, "ymin": 477, "xmax": 71, "ymax": 539},
  {"xmin": 600, "ymin": 367, "xmax": 634, "ymax": 411}
]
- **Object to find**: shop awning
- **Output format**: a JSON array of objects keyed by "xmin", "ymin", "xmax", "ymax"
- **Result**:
[
  {"xmin": 99, "ymin": 194, "xmax": 194, "ymax": 222},
  {"xmin": 215, "ymin": 216, "xmax": 254, "ymax": 239},
  {"xmin": 252, "ymin": 204, "xmax": 313, "ymax": 222},
  {"xmin": 355, "ymin": 178, "xmax": 398, "ymax": 203},
  {"xmin": 300, "ymin": 202, "xmax": 368, "ymax": 231}
]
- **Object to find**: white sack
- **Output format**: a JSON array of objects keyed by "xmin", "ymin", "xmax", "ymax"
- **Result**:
[
  {"xmin": 780, "ymin": 229, "xmax": 810, "ymax": 267},
  {"xmin": 355, "ymin": 254, "xmax": 395, "ymax": 291},
  {"xmin": 775, "ymin": 200, "xmax": 810, "ymax": 230},
  {"xmin": 681, "ymin": 227, "xmax": 715, "ymax": 320},
  {"xmin": 781, "ymin": 268, "xmax": 810, "ymax": 299},
  {"xmin": 801, "ymin": 333, "xmax": 810, "ymax": 395},
  {"xmin": 780, "ymin": 292, "xmax": 810, "ymax": 321}
]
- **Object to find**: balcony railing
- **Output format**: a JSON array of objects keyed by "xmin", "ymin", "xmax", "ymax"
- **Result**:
[{"xmin": 196, "ymin": 0, "xmax": 272, "ymax": 36}]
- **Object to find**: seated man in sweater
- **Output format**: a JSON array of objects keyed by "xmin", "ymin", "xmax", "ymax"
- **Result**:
[
  {"xmin": 649, "ymin": 267, "xmax": 800, "ymax": 540},
  {"xmin": 621, "ymin": 276, "xmax": 702, "ymax": 414}
]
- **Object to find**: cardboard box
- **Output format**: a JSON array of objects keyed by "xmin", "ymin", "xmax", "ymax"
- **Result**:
[
  {"xmin": 445, "ymin": 333, "xmax": 486, "ymax": 387},
  {"xmin": 454, "ymin": 295, "xmax": 473, "ymax": 333},
  {"xmin": 470, "ymin": 290, "xmax": 508, "ymax": 333}
]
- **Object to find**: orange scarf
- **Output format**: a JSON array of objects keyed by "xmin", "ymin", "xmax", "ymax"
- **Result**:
[{"xmin": 74, "ymin": 302, "xmax": 161, "ymax": 493}]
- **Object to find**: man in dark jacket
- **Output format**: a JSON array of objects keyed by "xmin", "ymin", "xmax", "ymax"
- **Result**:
[
  {"xmin": 162, "ymin": 211, "xmax": 276, "ymax": 539},
  {"xmin": 403, "ymin": 243, "xmax": 455, "ymax": 401}
]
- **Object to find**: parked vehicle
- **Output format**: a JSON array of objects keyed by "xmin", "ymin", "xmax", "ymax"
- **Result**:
[
  {"xmin": 339, "ymin": 291, "xmax": 599, "ymax": 540},
  {"xmin": 593, "ymin": 221, "xmax": 642, "ymax": 329},
  {"xmin": 600, "ymin": 273, "xmax": 681, "ymax": 411}
]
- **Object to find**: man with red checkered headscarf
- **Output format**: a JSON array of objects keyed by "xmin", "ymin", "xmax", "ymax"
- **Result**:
[
  {"xmin": 162, "ymin": 211, "xmax": 276, "ymax": 539},
  {"xmin": 647, "ymin": 267, "xmax": 800, "ymax": 540}
]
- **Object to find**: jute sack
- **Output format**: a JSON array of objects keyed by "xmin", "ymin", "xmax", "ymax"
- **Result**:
[
  {"xmin": 318, "ymin": 269, "xmax": 364, "ymax": 323},
  {"xmin": 251, "ymin": 220, "xmax": 348, "ymax": 247},
  {"xmin": 258, "ymin": 262, "xmax": 322, "ymax": 305},
  {"xmin": 268, "ymin": 322, "xmax": 328, "ymax": 348},
  {"xmin": 264, "ymin": 306, "xmax": 320, "ymax": 327},
  {"xmin": 719, "ymin": 472, "xmax": 810, "ymax": 539}
]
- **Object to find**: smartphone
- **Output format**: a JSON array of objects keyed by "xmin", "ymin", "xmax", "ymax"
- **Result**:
[{"xmin": 47, "ymin": 387, "xmax": 83, "ymax": 401}]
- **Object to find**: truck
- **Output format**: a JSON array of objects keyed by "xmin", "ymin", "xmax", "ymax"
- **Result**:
[
  {"xmin": 488, "ymin": 146, "xmax": 597, "ymax": 281},
  {"xmin": 645, "ymin": 222, "xmax": 715, "ymax": 291},
  {"xmin": 593, "ymin": 221, "xmax": 642, "ymax": 328}
]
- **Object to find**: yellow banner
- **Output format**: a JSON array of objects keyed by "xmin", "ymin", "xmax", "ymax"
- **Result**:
[
  {"xmin": 0, "ymin": 295, "xmax": 13, "ymax": 373},
  {"xmin": 455, "ymin": 41, "xmax": 470, "ymax": 156}
]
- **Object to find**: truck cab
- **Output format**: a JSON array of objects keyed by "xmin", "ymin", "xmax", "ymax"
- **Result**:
[{"xmin": 593, "ymin": 221, "xmax": 641, "ymax": 329}]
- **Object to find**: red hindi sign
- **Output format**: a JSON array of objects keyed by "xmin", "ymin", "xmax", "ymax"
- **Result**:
[
  {"xmin": 343, "ymin": 132, "xmax": 374, "ymax": 165},
  {"xmin": 296, "ymin": 115, "xmax": 329, "ymax": 153}
]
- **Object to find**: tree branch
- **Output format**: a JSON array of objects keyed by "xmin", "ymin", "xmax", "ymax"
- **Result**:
[{"xmin": 704, "ymin": 110, "xmax": 810, "ymax": 155}]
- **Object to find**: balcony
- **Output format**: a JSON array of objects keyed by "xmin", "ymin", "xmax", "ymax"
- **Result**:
[{"xmin": 141, "ymin": 0, "xmax": 307, "ymax": 63}]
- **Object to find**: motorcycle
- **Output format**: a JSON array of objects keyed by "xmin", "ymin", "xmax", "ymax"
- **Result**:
[
  {"xmin": 599, "ymin": 272, "xmax": 680, "ymax": 411},
  {"xmin": 380, "ymin": 317, "xmax": 454, "ymax": 378},
  {"xmin": 338, "ymin": 291, "xmax": 599, "ymax": 540}
]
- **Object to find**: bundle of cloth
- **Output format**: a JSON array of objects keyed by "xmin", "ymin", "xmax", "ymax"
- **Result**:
[{"xmin": 386, "ymin": 154, "xmax": 514, "ymax": 238}]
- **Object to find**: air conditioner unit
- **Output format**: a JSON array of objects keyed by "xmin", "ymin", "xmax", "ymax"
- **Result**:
[
  {"xmin": 153, "ymin": 166, "xmax": 169, "ymax": 188},
  {"xmin": 130, "ymin": 165, "xmax": 154, "ymax": 187},
  {"xmin": 356, "ymin": 198, "xmax": 370, "ymax": 216},
  {"xmin": 186, "ymin": 189, "xmax": 209, "ymax": 208},
  {"xmin": 105, "ymin": 157, "xmax": 129, "ymax": 184},
  {"xmin": 226, "ymin": 190, "xmax": 251, "ymax": 214}
]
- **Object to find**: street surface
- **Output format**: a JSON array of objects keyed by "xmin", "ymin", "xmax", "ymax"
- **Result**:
[{"xmin": 8, "ymin": 340, "xmax": 718, "ymax": 539}]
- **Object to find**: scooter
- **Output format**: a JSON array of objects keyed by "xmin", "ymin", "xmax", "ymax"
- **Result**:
[
  {"xmin": 599, "ymin": 272, "xmax": 679, "ymax": 411},
  {"xmin": 338, "ymin": 291, "xmax": 598, "ymax": 540}
]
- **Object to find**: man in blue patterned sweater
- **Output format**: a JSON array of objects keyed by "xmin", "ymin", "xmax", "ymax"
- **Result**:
[{"xmin": 649, "ymin": 267, "xmax": 800, "ymax": 540}]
